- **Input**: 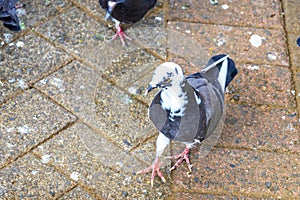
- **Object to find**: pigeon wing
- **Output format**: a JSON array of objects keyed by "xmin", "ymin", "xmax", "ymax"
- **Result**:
[
  {"xmin": 172, "ymin": 83, "xmax": 206, "ymax": 143},
  {"xmin": 186, "ymin": 54, "xmax": 237, "ymax": 156}
]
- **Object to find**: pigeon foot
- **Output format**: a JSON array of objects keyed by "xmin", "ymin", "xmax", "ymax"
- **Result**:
[
  {"xmin": 110, "ymin": 24, "xmax": 132, "ymax": 46},
  {"xmin": 169, "ymin": 148, "xmax": 192, "ymax": 172},
  {"xmin": 136, "ymin": 157, "xmax": 166, "ymax": 187}
]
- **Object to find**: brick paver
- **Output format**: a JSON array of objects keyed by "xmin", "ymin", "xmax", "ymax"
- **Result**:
[{"xmin": 0, "ymin": 0, "xmax": 299, "ymax": 199}]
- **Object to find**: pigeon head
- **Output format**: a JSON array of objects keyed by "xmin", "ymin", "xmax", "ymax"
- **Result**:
[
  {"xmin": 105, "ymin": 0, "xmax": 126, "ymax": 20},
  {"xmin": 148, "ymin": 62, "xmax": 184, "ymax": 93}
]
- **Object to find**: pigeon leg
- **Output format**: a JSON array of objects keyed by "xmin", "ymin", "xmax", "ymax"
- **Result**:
[
  {"xmin": 136, "ymin": 157, "xmax": 166, "ymax": 187},
  {"xmin": 110, "ymin": 22, "xmax": 132, "ymax": 46},
  {"xmin": 137, "ymin": 133, "xmax": 169, "ymax": 186},
  {"xmin": 169, "ymin": 148, "xmax": 192, "ymax": 172}
]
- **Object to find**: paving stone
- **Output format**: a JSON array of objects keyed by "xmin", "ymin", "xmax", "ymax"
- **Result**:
[
  {"xmin": 35, "ymin": 6, "xmax": 134, "ymax": 70},
  {"xmin": 125, "ymin": 68, "xmax": 157, "ymax": 105},
  {"xmin": 295, "ymin": 71, "xmax": 300, "ymax": 120},
  {"xmin": 1, "ymin": 0, "xmax": 299, "ymax": 199},
  {"xmin": 35, "ymin": 60, "xmax": 99, "ymax": 121},
  {"xmin": 134, "ymin": 9, "xmax": 165, "ymax": 29},
  {"xmin": 0, "ymin": 28, "xmax": 22, "ymax": 47},
  {"xmin": 33, "ymin": 123, "xmax": 172, "ymax": 199},
  {"xmin": 59, "ymin": 186, "xmax": 95, "ymax": 200},
  {"xmin": 0, "ymin": 33, "xmax": 72, "ymax": 103},
  {"xmin": 95, "ymin": 78, "xmax": 156, "ymax": 151},
  {"xmin": 172, "ymin": 148, "xmax": 299, "ymax": 199},
  {"xmin": 227, "ymin": 63, "xmax": 295, "ymax": 107},
  {"xmin": 167, "ymin": 22, "xmax": 289, "ymax": 67},
  {"xmin": 35, "ymin": 60, "xmax": 155, "ymax": 151},
  {"xmin": 125, "ymin": 10, "xmax": 166, "ymax": 49},
  {"xmin": 77, "ymin": 122, "xmax": 147, "ymax": 173},
  {"xmin": 103, "ymin": 49, "xmax": 161, "ymax": 88},
  {"xmin": 282, "ymin": 0, "xmax": 300, "ymax": 33},
  {"xmin": 126, "ymin": 48, "xmax": 293, "ymax": 108},
  {"xmin": 0, "ymin": 89, "xmax": 76, "ymax": 168},
  {"xmin": 169, "ymin": 0, "xmax": 283, "ymax": 29},
  {"xmin": 167, "ymin": 53, "xmax": 209, "ymax": 75},
  {"xmin": 71, "ymin": 0, "xmax": 105, "ymax": 19},
  {"xmin": 221, "ymin": 104, "xmax": 299, "ymax": 152},
  {"xmin": 0, "ymin": 153, "xmax": 75, "ymax": 199},
  {"xmin": 283, "ymin": 4, "xmax": 300, "ymax": 155},
  {"xmin": 0, "ymin": 0, "xmax": 71, "ymax": 44},
  {"xmin": 174, "ymin": 193, "xmax": 256, "ymax": 200},
  {"xmin": 21, "ymin": 0, "xmax": 71, "ymax": 29}
]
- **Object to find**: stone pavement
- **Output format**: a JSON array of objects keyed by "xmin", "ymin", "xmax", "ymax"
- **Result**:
[{"xmin": 0, "ymin": 0, "xmax": 299, "ymax": 199}]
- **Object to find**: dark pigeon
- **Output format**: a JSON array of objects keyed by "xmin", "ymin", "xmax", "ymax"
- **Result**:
[
  {"xmin": 0, "ymin": 0, "xmax": 21, "ymax": 31},
  {"xmin": 137, "ymin": 54, "xmax": 238, "ymax": 186},
  {"xmin": 99, "ymin": 0, "xmax": 157, "ymax": 45}
]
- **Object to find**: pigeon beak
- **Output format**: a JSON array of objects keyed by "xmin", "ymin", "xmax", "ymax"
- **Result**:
[{"xmin": 145, "ymin": 84, "xmax": 157, "ymax": 95}]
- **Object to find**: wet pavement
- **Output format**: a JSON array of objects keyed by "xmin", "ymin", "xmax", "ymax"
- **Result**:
[{"xmin": 0, "ymin": 0, "xmax": 299, "ymax": 199}]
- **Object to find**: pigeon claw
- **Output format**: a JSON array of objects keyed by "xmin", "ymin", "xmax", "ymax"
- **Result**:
[
  {"xmin": 110, "ymin": 25, "xmax": 132, "ymax": 46},
  {"xmin": 136, "ymin": 157, "xmax": 166, "ymax": 187},
  {"xmin": 169, "ymin": 148, "xmax": 192, "ymax": 173},
  {"xmin": 150, "ymin": 165, "xmax": 166, "ymax": 187}
]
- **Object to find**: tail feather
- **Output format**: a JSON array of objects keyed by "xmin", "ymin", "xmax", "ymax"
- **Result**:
[
  {"xmin": 224, "ymin": 56, "xmax": 238, "ymax": 88},
  {"xmin": 186, "ymin": 54, "xmax": 238, "ymax": 92},
  {"xmin": 205, "ymin": 54, "xmax": 238, "ymax": 88}
]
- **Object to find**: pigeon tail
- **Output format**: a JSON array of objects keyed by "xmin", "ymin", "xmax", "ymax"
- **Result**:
[
  {"xmin": 188, "ymin": 54, "xmax": 237, "ymax": 91},
  {"xmin": 225, "ymin": 58, "xmax": 238, "ymax": 88},
  {"xmin": 207, "ymin": 54, "xmax": 238, "ymax": 88}
]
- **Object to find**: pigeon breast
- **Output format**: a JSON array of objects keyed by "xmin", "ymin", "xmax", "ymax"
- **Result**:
[{"xmin": 149, "ymin": 80, "xmax": 209, "ymax": 143}]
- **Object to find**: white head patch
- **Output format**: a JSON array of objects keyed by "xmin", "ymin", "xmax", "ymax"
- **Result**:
[
  {"xmin": 150, "ymin": 62, "xmax": 184, "ymax": 88},
  {"xmin": 151, "ymin": 62, "xmax": 188, "ymax": 119}
]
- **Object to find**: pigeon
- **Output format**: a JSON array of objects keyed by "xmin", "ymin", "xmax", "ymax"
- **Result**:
[
  {"xmin": 0, "ymin": 0, "xmax": 22, "ymax": 31},
  {"xmin": 99, "ymin": 0, "xmax": 157, "ymax": 46},
  {"xmin": 137, "ymin": 54, "xmax": 238, "ymax": 186}
]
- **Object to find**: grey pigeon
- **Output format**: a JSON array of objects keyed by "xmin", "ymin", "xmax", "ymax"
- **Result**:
[
  {"xmin": 137, "ymin": 54, "xmax": 238, "ymax": 186},
  {"xmin": 0, "ymin": 0, "xmax": 22, "ymax": 31},
  {"xmin": 99, "ymin": 0, "xmax": 157, "ymax": 46}
]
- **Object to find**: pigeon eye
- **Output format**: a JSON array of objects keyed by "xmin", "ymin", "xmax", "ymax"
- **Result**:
[{"xmin": 164, "ymin": 78, "xmax": 171, "ymax": 83}]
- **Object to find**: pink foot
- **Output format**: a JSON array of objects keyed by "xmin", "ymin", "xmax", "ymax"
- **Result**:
[
  {"xmin": 136, "ymin": 157, "xmax": 166, "ymax": 187},
  {"xmin": 169, "ymin": 148, "xmax": 192, "ymax": 172},
  {"xmin": 110, "ymin": 25, "xmax": 132, "ymax": 46}
]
